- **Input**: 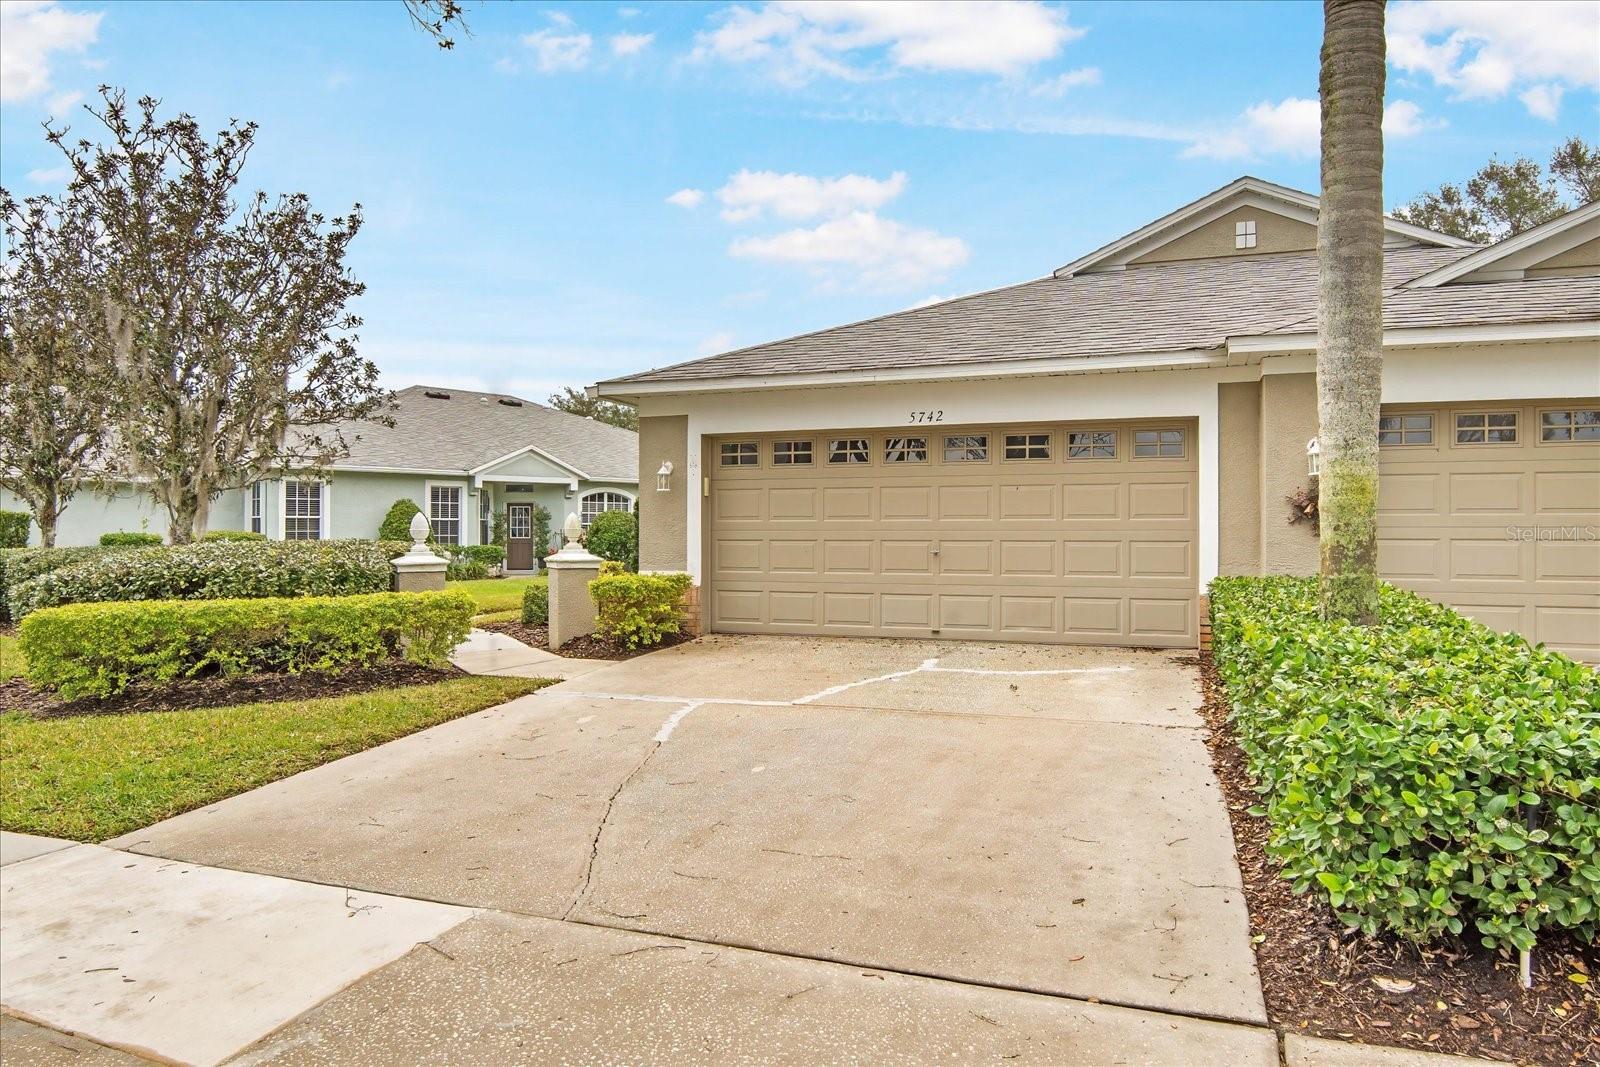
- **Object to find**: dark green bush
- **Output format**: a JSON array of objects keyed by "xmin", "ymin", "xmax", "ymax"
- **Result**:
[
  {"xmin": 440, "ymin": 543, "xmax": 504, "ymax": 580},
  {"xmin": 19, "ymin": 590, "xmax": 476, "ymax": 699},
  {"xmin": 521, "ymin": 579, "xmax": 549, "ymax": 625},
  {"xmin": 379, "ymin": 498, "xmax": 426, "ymax": 542},
  {"xmin": 531, "ymin": 503, "xmax": 551, "ymax": 561},
  {"xmin": 201, "ymin": 529, "xmax": 267, "ymax": 542},
  {"xmin": 8, "ymin": 539, "xmax": 405, "ymax": 619},
  {"xmin": 0, "ymin": 510, "xmax": 29, "ymax": 548},
  {"xmin": 100, "ymin": 531, "xmax": 163, "ymax": 547},
  {"xmin": 1209, "ymin": 576, "xmax": 1600, "ymax": 952},
  {"xmin": 585, "ymin": 510, "xmax": 638, "ymax": 572},
  {"xmin": 589, "ymin": 572, "xmax": 690, "ymax": 649},
  {"xmin": 1, "ymin": 546, "xmax": 130, "ymax": 620}
]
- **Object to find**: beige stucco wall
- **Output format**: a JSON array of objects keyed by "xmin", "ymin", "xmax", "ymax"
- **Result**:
[
  {"xmin": 1130, "ymin": 206, "xmax": 1317, "ymax": 266},
  {"xmin": 1525, "ymin": 234, "xmax": 1600, "ymax": 278},
  {"xmin": 637, "ymin": 414, "xmax": 689, "ymax": 571},
  {"xmin": 1258, "ymin": 371, "xmax": 1320, "ymax": 575},
  {"xmin": 1217, "ymin": 380, "xmax": 1262, "ymax": 574}
]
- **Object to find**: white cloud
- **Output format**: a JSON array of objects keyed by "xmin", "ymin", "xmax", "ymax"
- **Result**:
[
  {"xmin": 1184, "ymin": 96, "xmax": 1438, "ymax": 160},
  {"xmin": 1031, "ymin": 66, "xmax": 1101, "ymax": 97},
  {"xmin": 619, "ymin": 7, "xmax": 642, "ymax": 16},
  {"xmin": 24, "ymin": 165, "xmax": 70, "ymax": 185},
  {"xmin": 46, "ymin": 88, "xmax": 81, "ymax": 115},
  {"xmin": 1389, "ymin": 0, "xmax": 1598, "ymax": 118},
  {"xmin": 716, "ymin": 168, "xmax": 908, "ymax": 222},
  {"xmin": 666, "ymin": 187, "xmax": 706, "ymax": 208},
  {"xmin": 696, "ymin": 331, "xmax": 736, "ymax": 354},
  {"xmin": 693, "ymin": 1, "xmax": 1083, "ymax": 82},
  {"xmin": 522, "ymin": 28, "xmax": 593, "ymax": 72},
  {"xmin": 730, "ymin": 210, "xmax": 969, "ymax": 290},
  {"xmin": 545, "ymin": 10, "xmax": 575, "ymax": 27},
  {"xmin": 610, "ymin": 31, "xmax": 654, "ymax": 56},
  {"xmin": 0, "ymin": 1, "xmax": 102, "ymax": 103}
]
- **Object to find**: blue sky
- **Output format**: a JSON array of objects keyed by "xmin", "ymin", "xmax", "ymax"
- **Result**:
[{"xmin": 3, "ymin": 1, "xmax": 1597, "ymax": 400}]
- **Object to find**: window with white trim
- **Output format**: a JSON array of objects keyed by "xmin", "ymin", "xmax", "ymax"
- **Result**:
[
  {"xmin": 479, "ymin": 490, "xmax": 493, "ymax": 544},
  {"xmin": 828, "ymin": 438, "xmax": 870, "ymax": 464},
  {"xmin": 719, "ymin": 442, "xmax": 758, "ymax": 467},
  {"xmin": 1379, "ymin": 414, "xmax": 1433, "ymax": 446},
  {"xmin": 1455, "ymin": 412, "xmax": 1518, "ymax": 444},
  {"xmin": 1540, "ymin": 409, "xmax": 1600, "ymax": 442},
  {"xmin": 1067, "ymin": 430, "xmax": 1116, "ymax": 459},
  {"xmin": 1003, "ymin": 433, "xmax": 1051, "ymax": 460},
  {"xmin": 283, "ymin": 480, "xmax": 323, "ymax": 541},
  {"xmin": 580, "ymin": 491, "xmax": 631, "ymax": 529},
  {"xmin": 249, "ymin": 482, "xmax": 265, "ymax": 535},
  {"xmin": 884, "ymin": 436, "xmax": 928, "ymax": 463},
  {"xmin": 1133, "ymin": 429, "xmax": 1184, "ymax": 458},
  {"xmin": 429, "ymin": 485, "xmax": 463, "ymax": 545},
  {"xmin": 772, "ymin": 440, "xmax": 813, "ymax": 465},
  {"xmin": 1235, "ymin": 219, "xmax": 1257, "ymax": 249},
  {"xmin": 943, "ymin": 434, "xmax": 987, "ymax": 462}
]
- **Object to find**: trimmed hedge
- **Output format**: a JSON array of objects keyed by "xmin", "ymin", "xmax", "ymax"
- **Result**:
[
  {"xmin": 7, "ymin": 539, "xmax": 411, "ymax": 620},
  {"xmin": 590, "ymin": 572, "xmax": 691, "ymax": 649},
  {"xmin": 521, "ymin": 579, "xmax": 549, "ymax": 625},
  {"xmin": 442, "ymin": 544, "xmax": 505, "ymax": 581},
  {"xmin": 100, "ymin": 531, "xmax": 163, "ymax": 547},
  {"xmin": 585, "ymin": 510, "xmax": 638, "ymax": 572},
  {"xmin": 19, "ymin": 590, "xmax": 476, "ymax": 699},
  {"xmin": 379, "ymin": 498, "xmax": 426, "ymax": 542},
  {"xmin": 1209, "ymin": 576, "xmax": 1600, "ymax": 952},
  {"xmin": 201, "ymin": 529, "xmax": 267, "ymax": 542},
  {"xmin": 0, "ymin": 510, "xmax": 28, "ymax": 548},
  {"xmin": 1, "ymin": 546, "xmax": 131, "ymax": 620}
]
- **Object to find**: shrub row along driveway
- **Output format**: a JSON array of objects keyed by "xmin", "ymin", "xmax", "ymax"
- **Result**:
[{"xmin": 99, "ymin": 636, "xmax": 1268, "ymax": 1061}]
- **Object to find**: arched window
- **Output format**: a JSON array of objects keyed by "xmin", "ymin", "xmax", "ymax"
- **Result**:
[{"xmin": 579, "ymin": 490, "xmax": 633, "ymax": 529}]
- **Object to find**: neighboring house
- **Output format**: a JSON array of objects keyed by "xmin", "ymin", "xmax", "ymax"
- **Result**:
[
  {"xmin": 2, "ymin": 385, "xmax": 639, "ymax": 567},
  {"xmin": 596, "ymin": 178, "xmax": 1600, "ymax": 661}
]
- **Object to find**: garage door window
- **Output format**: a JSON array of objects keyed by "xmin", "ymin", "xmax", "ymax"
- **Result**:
[
  {"xmin": 828, "ymin": 438, "xmax": 870, "ymax": 464},
  {"xmin": 1133, "ymin": 429, "xmax": 1184, "ymax": 458},
  {"xmin": 1455, "ymin": 412, "xmax": 1518, "ymax": 444},
  {"xmin": 884, "ymin": 436, "xmax": 928, "ymax": 463},
  {"xmin": 772, "ymin": 440, "xmax": 814, "ymax": 465},
  {"xmin": 1003, "ymin": 433, "xmax": 1051, "ymax": 460},
  {"xmin": 1379, "ymin": 414, "xmax": 1433, "ymax": 446},
  {"xmin": 720, "ymin": 442, "xmax": 758, "ymax": 467},
  {"xmin": 943, "ymin": 434, "xmax": 988, "ymax": 462},
  {"xmin": 1068, "ymin": 430, "xmax": 1116, "ymax": 459},
  {"xmin": 1540, "ymin": 409, "xmax": 1600, "ymax": 442}
]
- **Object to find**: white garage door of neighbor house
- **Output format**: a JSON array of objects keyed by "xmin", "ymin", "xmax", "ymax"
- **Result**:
[
  {"xmin": 1378, "ymin": 398, "xmax": 1600, "ymax": 662},
  {"xmin": 705, "ymin": 420, "xmax": 1199, "ymax": 647}
]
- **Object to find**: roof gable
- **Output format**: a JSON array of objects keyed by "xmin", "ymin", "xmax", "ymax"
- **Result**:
[
  {"xmin": 1055, "ymin": 176, "xmax": 1473, "ymax": 278},
  {"xmin": 1403, "ymin": 201, "xmax": 1600, "ymax": 288}
]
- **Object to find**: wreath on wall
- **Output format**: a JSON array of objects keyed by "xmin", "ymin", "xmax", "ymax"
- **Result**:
[{"xmin": 1286, "ymin": 482, "xmax": 1320, "ymax": 533}]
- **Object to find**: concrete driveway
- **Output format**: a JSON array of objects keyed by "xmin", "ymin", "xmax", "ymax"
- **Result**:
[{"xmin": 105, "ymin": 634, "xmax": 1264, "ymax": 1044}]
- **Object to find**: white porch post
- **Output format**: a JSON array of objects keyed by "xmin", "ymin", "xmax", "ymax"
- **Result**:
[{"xmin": 1197, "ymin": 395, "xmax": 1220, "ymax": 588}]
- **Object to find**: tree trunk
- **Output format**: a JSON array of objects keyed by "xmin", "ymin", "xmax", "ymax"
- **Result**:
[
  {"xmin": 35, "ymin": 497, "xmax": 59, "ymax": 549},
  {"xmin": 1316, "ymin": 0, "xmax": 1386, "ymax": 624}
]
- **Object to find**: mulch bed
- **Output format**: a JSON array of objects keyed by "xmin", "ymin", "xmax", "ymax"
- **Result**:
[
  {"xmin": 1193, "ymin": 651, "xmax": 1598, "ymax": 1066},
  {"xmin": 0, "ymin": 660, "xmax": 461, "ymax": 720},
  {"xmin": 476, "ymin": 619, "xmax": 694, "ymax": 661}
]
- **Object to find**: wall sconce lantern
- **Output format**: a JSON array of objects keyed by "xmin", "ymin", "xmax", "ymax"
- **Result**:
[
  {"xmin": 1306, "ymin": 437, "xmax": 1321, "ymax": 479},
  {"xmin": 656, "ymin": 461, "xmax": 673, "ymax": 492}
]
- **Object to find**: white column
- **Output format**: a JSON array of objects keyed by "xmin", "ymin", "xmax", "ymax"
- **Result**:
[
  {"xmin": 685, "ymin": 415, "xmax": 705, "ymax": 583},
  {"xmin": 1197, "ymin": 393, "xmax": 1220, "ymax": 587}
]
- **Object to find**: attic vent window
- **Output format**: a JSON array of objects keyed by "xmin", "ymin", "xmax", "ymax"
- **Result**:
[
  {"xmin": 1235, "ymin": 220, "xmax": 1257, "ymax": 249},
  {"xmin": 423, "ymin": 390, "xmax": 452, "ymax": 400},
  {"xmin": 497, "ymin": 397, "xmax": 524, "ymax": 407}
]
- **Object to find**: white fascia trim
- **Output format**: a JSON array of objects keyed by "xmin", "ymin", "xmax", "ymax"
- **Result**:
[
  {"xmin": 468, "ymin": 444, "xmax": 591, "ymax": 482},
  {"xmin": 1228, "ymin": 320, "xmax": 1600, "ymax": 356},
  {"xmin": 1403, "ymin": 201, "xmax": 1600, "ymax": 289},
  {"xmin": 327, "ymin": 464, "xmax": 468, "ymax": 476},
  {"xmin": 596, "ymin": 349, "xmax": 1232, "ymax": 400},
  {"xmin": 474, "ymin": 475, "xmax": 578, "ymax": 486}
]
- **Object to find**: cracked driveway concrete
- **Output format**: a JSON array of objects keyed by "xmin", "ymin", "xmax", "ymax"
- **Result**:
[{"xmin": 114, "ymin": 634, "xmax": 1265, "ymax": 1029}]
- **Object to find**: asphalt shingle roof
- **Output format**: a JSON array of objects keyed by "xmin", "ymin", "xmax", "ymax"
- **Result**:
[
  {"xmin": 331, "ymin": 385, "xmax": 638, "ymax": 483},
  {"xmin": 603, "ymin": 245, "xmax": 1599, "ymax": 386}
]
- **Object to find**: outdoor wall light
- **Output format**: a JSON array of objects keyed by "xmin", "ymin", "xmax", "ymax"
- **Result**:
[
  {"xmin": 1306, "ymin": 437, "xmax": 1321, "ymax": 479},
  {"xmin": 656, "ymin": 461, "xmax": 673, "ymax": 492}
]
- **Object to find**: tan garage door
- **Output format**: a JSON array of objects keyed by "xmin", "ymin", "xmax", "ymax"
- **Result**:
[
  {"xmin": 706, "ymin": 420, "xmax": 1198, "ymax": 646},
  {"xmin": 1378, "ymin": 398, "xmax": 1600, "ymax": 661}
]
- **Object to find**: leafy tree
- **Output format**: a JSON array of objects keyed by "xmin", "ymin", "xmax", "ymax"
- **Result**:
[
  {"xmin": 1315, "ymin": 0, "xmax": 1386, "ymax": 625},
  {"xmin": 546, "ymin": 386, "xmax": 638, "ymax": 431},
  {"xmin": 1393, "ymin": 135, "xmax": 1598, "ymax": 242},
  {"xmin": 46, "ymin": 89, "xmax": 392, "ymax": 543},
  {"xmin": 0, "ymin": 186, "xmax": 112, "ymax": 547},
  {"xmin": 584, "ymin": 509, "xmax": 639, "ymax": 573}
]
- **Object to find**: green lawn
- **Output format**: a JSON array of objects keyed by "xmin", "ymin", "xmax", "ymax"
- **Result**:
[
  {"xmin": 447, "ymin": 575, "xmax": 545, "ymax": 615},
  {"xmin": 0, "ymin": 635, "xmax": 23, "ymax": 682},
  {"xmin": 0, "ymin": 675, "xmax": 550, "ymax": 841}
]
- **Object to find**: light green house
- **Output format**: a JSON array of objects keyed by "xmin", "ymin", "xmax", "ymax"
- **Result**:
[{"xmin": 2, "ymin": 385, "xmax": 638, "ymax": 569}]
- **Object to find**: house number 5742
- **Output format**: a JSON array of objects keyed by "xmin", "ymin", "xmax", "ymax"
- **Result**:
[{"xmin": 909, "ymin": 410, "xmax": 944, "ymax": 423}]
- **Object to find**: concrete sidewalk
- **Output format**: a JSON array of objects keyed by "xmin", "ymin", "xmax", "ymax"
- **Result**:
[{"xmin": 449, "ymin": 627, "xmax": 611, "ymax": 680}]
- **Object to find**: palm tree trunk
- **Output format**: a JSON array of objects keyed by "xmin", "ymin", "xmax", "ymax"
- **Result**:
[{"xmin": 1316, "ymin": 0, "xmax": 1386, "ymax": 624}]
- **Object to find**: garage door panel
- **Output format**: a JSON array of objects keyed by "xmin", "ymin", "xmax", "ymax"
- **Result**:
[
  {"xmin": 1063, "ymin": 483, "xmax": 1120, "ymax": 521},
  {"xmin": 882, "ymin": 540, "xmax": 934, "ymax": 574},
  {"xmin": 1448, "ymin": 539, "xmax": 1525, "ymax": 582},
  {"xmin": 1128, "ymin": 482, "xmax": 1190, "ymax": 520},
  {"xmin": 999, "ymin": 596, "xmax": 1055, "ymax": 635},
  {"xmin": 1535, "ymin": 605, "xmax": 1600, "ymax": 658},
  {"xmin": 1379, "ymin": 473, "xmax": 1440, "ymax": 515},
  {"xmin": 1130, "ymin": 540, "xmax": 1191, "ymax": 579},
  {"xmin": 882, "ymin": 593, "xmax": 933, "ymax": 629},
  {"xmin": 822, "ymin": 487, "xmax": 873, "ymax": 521},
  {"xmin": 715, "ymin": 589, "xmax": 763, "ymax": 625},
  {"xmin": 1538, "ymin": 540, "xmax": 1600, "ymax": 582},
  {"xmin": 1449, "ymin": 471, "xmax": 1524, "ymax": 513},
  {"xmin": 1064, "ymin": 597, "xmax": 1123, "ymax": 635},
  {"xmin": 716, "ymin": 487, "xmax": 763, "ymax": 522},
  {"xmin": 823, "ymin": 540, "xmax": 873, "ymax": 574},
  {"xmin": 1378, "ymin": 537, "xmax": 1440, "ymax": 579},
  {"xmin": 768, "ymin": 488, "xmax": 817, "ymax": 521},
  {"xmin": 822, "ymin": 592, "xmax": 874, "ymax": 627},
  {"xmin": 1130, "ymin": 598, "xmax": 1193, "ymax": 638},
  {"xmin": 1535, "ymin": 471, "xmax": 1600, "ymax": 514},
  {"xmin": 768, "ymin": 540, "xmax": 818, "ymax": 574},
  {"xmin": 716, "ymin": 539, "xmax": 764, "ymax": 574},
  {"xmin": 938, "ymin": 485, "xmax": 994, "ymax": 520},
  {"xmin": 881, "ymin": 485, "xmax": 934, "ymax": 521},
  {"xmin": 999, "ymin": 540, "xmax": 1055, "ymax": 576},
  {"xmin": 769, "ymin": 591, "xmax": 819, "ymax": 626},
  {"xmin": 939, "ymin": 540, "xmax": 994, "ymax": 576},
  {"xmin": 938, "ymin": 595, "xmax": 993, "ymax": 631},
  {"xmin": 1064, "ymin": 539, "xmax": 1122, "ymax": 578},
  {"xmin": 999, "ymin": 484, "xmax": 1055, "ymax": 520}
]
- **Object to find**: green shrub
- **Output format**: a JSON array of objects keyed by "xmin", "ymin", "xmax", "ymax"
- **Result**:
[
  {"xmin": 599, "ymin": 560, "xmax": 625, "ymax": 578},
  {"xmin": 100, "ymin": 531, "xmax": 163, "ymax": 547},
  {"xmin": 379, "ymin": 498, "xmax": 426, "ymax": 542},
  {"xmin": 201, "ymin": 529, "xmax": 267, "ymax": 542},
  {"xmin": 589, "ymin": 572, "xmax": 690, "ymax": 649},
  {"xmin": 521, "ymin": 579, "xmax": 549, "ymax": 625},
  {"xmin": 0, "ymin": 510, "xmax": 29, "ymax": 548},
  {"xmin": 1208, "ymin": 576, "xmax": 1600, "ymax": 953},
  {"xmin": 584, "ymin": 510, "xmax": 638, "ymax": 572},
  {"xmin": 1, "ymin": 546, "xmax": 130, "ymax": 620},
  {"xmin": 440, "ymin": 543, "xmax": 504, "ymax": 580},
  {"xmin": 20, "ymin": 590, "xmax": 476, "ymax": 700},
  {"xmin": 8, "ymin": 539, "xmax": 405, "ymax": 619},
  {"xmin": 531, "ymin": 503, "xmax": 551, "ymax": 561}
]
